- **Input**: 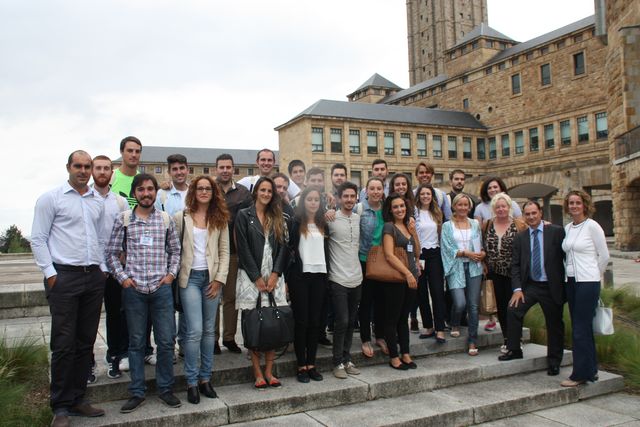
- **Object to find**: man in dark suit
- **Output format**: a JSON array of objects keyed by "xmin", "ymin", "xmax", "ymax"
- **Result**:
[{"xmin": 499, "ymin": 201, "xmax": 565, "ymax": 376}]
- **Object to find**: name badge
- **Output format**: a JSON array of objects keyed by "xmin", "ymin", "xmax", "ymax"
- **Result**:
[
  {"xmin": 140, "ymin": 235, "xmax": 153, "ymax": 246},
  {"xmin": 407, "ymin": 243, "xmax": 414, "ymax": 253}
]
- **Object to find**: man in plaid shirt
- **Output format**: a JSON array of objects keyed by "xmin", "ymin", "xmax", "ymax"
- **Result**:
[{"xmin": 106, "ymin": 173, "xmax": 181, "ymax": 413}]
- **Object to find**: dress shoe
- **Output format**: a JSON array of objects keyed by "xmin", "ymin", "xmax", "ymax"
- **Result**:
[
  {"xmin": 198, "ymin": 381, "xmax": 218, "ymax": 398},
  {"xmin": 307, "ymin": 367, "xmax": 323, "ymax": 381},
  {"xmin": 401, "ymin": 360, "xmax": 418, "ymax": 369},
  {"xmin": 389, "ymin": 361, "xmax": 409, "ymax": 371},
  {"xmin": 69, "ymin": 403, "xmax": 105, "ymax": 417},
  {"xmin": 50, "ymin": 414, "xmax": 70, "ymax": 427},
  {"xmin": 158, "ymin": 391, "xmax": 182, "ymax": 408},
  {"xmin": 222, "ymin": 340, "xmax": 242, "ymax": 354},
  {"xmin": 187, "ymin": 386, "xmax": 200, "ymax": 404},
  {"xmin": 214, "ymin": 342, "xmax": 222, "ymax": 355},
  {"xmin": 498, "ymin": 350, "xmax": 523, "ymax": 361},
  {"xmin": 120, "ymin": 396, "xmax": 145, "ymax": 413},
  {"xmin": 547, "ymin": 365, "xmax": 560, "ymax": 376},
  {"xmin": 297, "ymin": 369, "xmax": 310, "ymax": 383}
]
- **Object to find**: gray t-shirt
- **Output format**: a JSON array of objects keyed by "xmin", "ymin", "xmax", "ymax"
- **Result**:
[
  {"xmin": 328, "ymin": 210, "xmax": 363, "ymax": 288},
  {"xmin": 383, "ymin": 222, "xmax": 418, "ymax": 279}
]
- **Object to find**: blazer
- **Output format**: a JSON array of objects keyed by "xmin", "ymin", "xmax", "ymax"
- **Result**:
[
  {"xmin": 174, "ymin": 210, "xmax": 230, "ymax": 288},
  {"xmin": 234, "ymin": 205, "xmax": 289, "ymax": 283},
  {"xmin": 511, "ymin": 223, "xmax": 566, "ymax": 305}
]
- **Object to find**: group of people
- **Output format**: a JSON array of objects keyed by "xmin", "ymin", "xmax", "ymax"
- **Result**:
[{"xmin": 31, "ymin": 137, "xmax": 610, "ymax": 427}]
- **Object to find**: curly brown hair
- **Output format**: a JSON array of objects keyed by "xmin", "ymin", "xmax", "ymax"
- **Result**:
[
  {"xmin": 185, "ymin": 175, "xmax": 229, "ymax": 230},
  {"xmin": 563, "ymin": 189, "xmax": 595, "ymax": 218}
]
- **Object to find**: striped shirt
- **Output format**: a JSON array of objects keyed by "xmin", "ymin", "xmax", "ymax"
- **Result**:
[{"xmin": 106, "ymin": 208, "xmax": 181, "ymax": 294}]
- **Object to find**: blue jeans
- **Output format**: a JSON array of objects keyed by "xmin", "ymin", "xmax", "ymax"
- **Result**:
[
  {"xmin": 123, "ymin": 284, "xmax": 175, "ymax": 397},
  {"xmin": 180, "ymin": 270, "xmax": 221, "ymax": 386},
  {"xmin": 449, "ymin": 263, "xmax": 482, "ymax": 344},
  {"xmin": 566, "ymin": 277, "xmax": 599, "ymax": 381}
]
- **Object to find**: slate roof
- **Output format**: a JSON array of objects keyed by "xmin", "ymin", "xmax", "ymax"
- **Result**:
[
  {"xmin": 449, "ymin": 23, "xmax": 515, "ymax": 50},
  {"xmin": 275, "ymin": 99, "xmax": 485, "ymax": 130},
  {"xmin": 381, "ymin": 74, "xmax": 448, "ymax": 104},
  {"xmin": 351, "ymin": 73, "xmax": 402, "ymax": 93},
  {"xmin": 115, "ymin": 146, "xmax": 277, "ymax": 165}
]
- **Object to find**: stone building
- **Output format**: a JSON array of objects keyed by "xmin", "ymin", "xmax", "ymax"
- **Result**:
[{"xmin": 277, "ymin": 2, "xmax": 634, "ymax": 239}]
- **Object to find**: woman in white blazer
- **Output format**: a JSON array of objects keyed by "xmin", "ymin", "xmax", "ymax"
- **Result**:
[{"xmin": 174, "ymin": 175, "xmax": 229, "ymax": 404}]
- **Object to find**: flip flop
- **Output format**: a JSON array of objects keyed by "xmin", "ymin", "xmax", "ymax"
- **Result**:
[
  {"xmin": 254, "ymin": 378, "xmax": 268, "ymax": 390},
  {"xmin": 266, "ymin": 376, "xmax": 282, "ymax": 388},
  {"xmin": 362, "ymin": 342, "xmax": 374, "ymax": 358},
  {"xmin": 468, "ymin": 347, "xmax": 479, "ymax": 356},
  {"xmin": 376, "ymin": 339, "xmax": 389, "ymax": 355}
]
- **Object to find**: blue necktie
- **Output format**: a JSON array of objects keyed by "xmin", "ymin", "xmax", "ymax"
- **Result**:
[{"xmin": 532, "ymin": 229, "xmax": 542, "ymax": 281}]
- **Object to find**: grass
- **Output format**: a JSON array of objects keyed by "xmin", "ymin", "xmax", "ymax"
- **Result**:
[
  {"xmin": 524, "ymin": 287, "xmax": 640, "ymax": 391},
  {"xmin": 0, "ymin": 336, "xmax": 51, "ymax": 427}
]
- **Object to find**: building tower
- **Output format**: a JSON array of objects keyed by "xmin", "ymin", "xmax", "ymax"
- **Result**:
[{"xmin": 407, "ymin": 0, "xmax": 488, "ymax": 85}]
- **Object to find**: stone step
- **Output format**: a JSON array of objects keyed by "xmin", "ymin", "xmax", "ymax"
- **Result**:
[
  {"xmin": 0, "ymin": 282, "xmax": 48, "ymax": 319},
  {"xmin": 86, "ymin": 328, "xmax": 527, "ymax": 402},
  {"xmin": 75, "ymin": 343, "xmax": 568, "ymax": 426}
]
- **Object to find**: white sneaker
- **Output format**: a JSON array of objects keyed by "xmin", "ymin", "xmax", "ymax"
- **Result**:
[
  {"xmin": 345, "ymin": 361, "xmax": 360, "ymax": 375},
  {"xmin": 500, "ymin": 344, "xmax": 508, "ymax": 354},
  {"xmin": 119, "ymin": 357, "xmax": 130, "ymax": 371},
  {"xmin": 333, "ymin": 363, "xmax": 348, "ymax": 379},
  {"xmin": 144, "ymin": 354, "xmax": 157, "ymax": 365}
]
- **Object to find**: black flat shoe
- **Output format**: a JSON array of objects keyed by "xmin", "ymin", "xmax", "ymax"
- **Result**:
[
  {"xmin": 307, "ymin": 367, "xmax": 323, "ymax": 381},
  {"xmin": 297, "ymin": 370, "xmax": 310, "ymax": 383},
  {"xmin": 498, "ymin": 350, "xmax": 523, "ymax": 361},
  {"xmin": 222, "ymin": 340, "xmax": 242, "ymax": 354},
  {"xmin": 419, "ymin": 331, "xmax": 435, "ymax": 339},
  {"xmin": 436, "ymin": 336, "xmax": 446, "ymax": 344},
  {"xmin": 187, "ymin": 386, "xmax": 200, "ymax": 404},
  {"xmin": 389, "ymin": 361, "xmax": 409, "ymax": 371},
  {"xmin": 402, "ymin": 360, "xmax": 417, "ymax": 369},
  {"xmin": 547, "ymin": 365, "xmax": 560, "ymax": 376},
  {"xmin": 198, "ymin": 381, "xmax": 217, "ymax": 398}
]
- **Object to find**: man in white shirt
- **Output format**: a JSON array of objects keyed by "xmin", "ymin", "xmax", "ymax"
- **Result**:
[
  {"xmin": 237, "ymin": 148, "xmax": 300, "ymax": 199},
  {"xmin": 31, "ymin": 150, "xmax": 107, "ymax": 427},
  {"xmin": 359, "ymin": 159, "xmax": 389, "ymax": 201},
  {"xmin": 413, "ymin": 161, "xmax": 451, "ymax": 221},
  {"xmin": 155, "ymin": 154, "xmax": 189, "ymax": 216}
]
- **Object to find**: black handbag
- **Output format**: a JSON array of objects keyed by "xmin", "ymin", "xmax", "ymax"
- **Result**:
[
  {"xmin": 241, "ymin": 292, "xmax": 294, "ymax": 352},
  {"xmin": 172, "ymin": 211, "xmax": 186, "ymax": 313}
]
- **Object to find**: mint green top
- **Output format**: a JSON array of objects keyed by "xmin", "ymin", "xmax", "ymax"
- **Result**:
[{"xmin": 110, "ymin": 169, "xmax": 139, "ymax": 208}]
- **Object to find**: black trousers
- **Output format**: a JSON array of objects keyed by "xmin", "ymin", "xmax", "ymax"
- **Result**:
[
  {"xmin": 104, "ymin": 275, "xmax": 129, "ymax": 360},
  {"xmin": 506, "ymin": 280, "xmax": 564, "ymax": 367},
  {"xmin": 489, "ymin": 273, "xmax": 513, "ymax": 342},
  {"xmin": 46, "ymin": 266, "xmax": 105, "ymax": 414},
  {"xmin": 417, "ymin": 248, "xmax": 446, "ymax": 331},
  {"xmin": 330, "ymin": 281, "xmax": 361, "ymax": 366},
  {"xmin": 289, "ymin": 272, "xmax": 327, "ymax": 367},
  {"xmin": 382, "ymin": 282, "xmax": 416, "ymax": 358},
  {"xmin": 358, "ymin": 261, "xmax": 385, "ymax": 343}
]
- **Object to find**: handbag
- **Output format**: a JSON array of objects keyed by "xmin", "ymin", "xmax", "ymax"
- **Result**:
[
  {"xmin": 593, "ymin": 299, "xmax": 614, "ymax": 335},
  {"xmin": 365, "ymin": 245, "xmax": 409, "ymax": 283},
  {"xmin": 172, "ymin": 211, "xmax": 187, "ymax": 313},
  {"xmin": 241, "ymin": 292, "xmax": 294, "ymax": 351},
  {"xmin": 480, "ymin": 276, "xmax": 497, "ymax": 315}
]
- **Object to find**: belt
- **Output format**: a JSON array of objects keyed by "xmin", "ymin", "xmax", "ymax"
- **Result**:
[
  {"xmin": 53, "ymin": 263, "xmax": 101, "ymax": 273},
  {"xmin": 528, "ymin": 279, "xmax": 548, "ymax": 285}
]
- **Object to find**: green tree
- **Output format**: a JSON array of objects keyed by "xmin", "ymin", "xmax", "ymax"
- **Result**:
[{"xmin": 0, "ymin": 225, "xmax": 31, "ymax": 253}]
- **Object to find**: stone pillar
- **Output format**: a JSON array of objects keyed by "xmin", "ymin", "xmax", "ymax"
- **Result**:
[{"xmin": 542, "ymin": 194, "xmax": 552, "ymax": 221}]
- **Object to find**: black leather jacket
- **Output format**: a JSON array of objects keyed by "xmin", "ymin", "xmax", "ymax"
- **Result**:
[
  {"xmin": 234, "ymin": 205, "xmax": 289, "ymax": 283},
  {"xmin": 287, "ymin": 218, "xmax": 330, "ymax": 280}
]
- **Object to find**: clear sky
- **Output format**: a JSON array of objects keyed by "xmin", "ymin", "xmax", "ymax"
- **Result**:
[{"xmin": 0, "ymin": 0, "xmax": 594, "ymax": 235}]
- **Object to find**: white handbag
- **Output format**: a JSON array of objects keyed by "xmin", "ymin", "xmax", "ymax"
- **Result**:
[{"xmin": 593, "ymin": 299, "xmax": 614, "ymax": 336}]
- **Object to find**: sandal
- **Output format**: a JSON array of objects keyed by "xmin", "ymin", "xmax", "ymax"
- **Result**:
[
  {"xmin": 376, "ymin": 339, "xmax": 389, "ymax": 355},
  {"xmin": 266, "ymin": 376, "xmax": 281, "ymax": 388},
  {"xmin": 468, "ymin": 346, "xmax": 479, "ymax": 356},
  {"xmin": 361, "ymin": 341, "xmax": 374, "ymax": 358},
  {"xmin": 450, "ymin": 329, "xmax": 460, "ymax": 338},
  {"xmin": 254, "ymin": 378, "xmax": 268, "ymax": 390}
]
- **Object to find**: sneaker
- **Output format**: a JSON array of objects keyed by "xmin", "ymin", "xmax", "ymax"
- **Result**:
[
  {"xmin": 87, "ymin": 361, "xmax": 97, "ymax": 384},
  {"xmin": 485, "ymin": 321, "xmax": 497, "ymax": 332},
  {"xmin": 119, "ymin": 357, "xmax": 130, "ymax": 372},
  {"xmin": 317, "ymin": 336, "xmax": 332, "ymax": 349},
  {"xmin": 345, "ymin": 361, "xmax": 360, "ymax": 375},
  {"xmin": 120, "ymin": 396, "xmax": 145, "ymax": 413},
  {"xmin": 107, "ymin": 357, "xmax": 122, "ymax": 379},
  {"xmin": 144, "ymin": 354, "xmax": 157, "ymax": 366},
  {"xmin": 333, "ymin": 364, "xmax": 348, "ymax": 379},
  {"xmin": 158, "ymin": 391, "xmax": 181, "ymax": 408}
]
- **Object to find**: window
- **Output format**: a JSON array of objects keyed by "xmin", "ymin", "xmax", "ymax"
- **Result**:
[
  {"xmin": 573, "ymin": 33, "xmax": 583, "ymax": 43},
  {"xmin": 485, "ymin": 67, "xmax": 493, "ymax": 75},
  {"xmin": 501, "ymin": 134, "xmax": 510, "ymax": 157},
  {"xmin": 327, "ymin": 128, "xmax": 342, "ymax": 153},
  {"xmin": 529, "ymin": 127, "xmax": 539, "ymax": 152},
  {"xmin": 139, "ymin": 165, "xmax": 146, "ymax": 173},
  {"xmin": 247, "ymin": 168, "xmax": 254, "ymax": 176},
  {"xmin": 448, "ymin": 136, "xmax": 458, "ymax": 159},
  {"xmin": 461, "ymin": 45, "xmax": 468, "ymax": 54},
  {"xmin": 512, "ymin": 57, "xmax": 519, "ymax": 66},
  {"xmin": 203, "ymin": 167, "xmax": 210, "ymax": 174},
  {"xmin": 477, "ymin": 138, "xmax": 486, "ymax": 160},
  {"xmin": 155, "ymin": 166, "xmax": 162, "ymax": 174},
  {"xmin": 540, "ymin": 46, "xmax": 549, "ymax": 55},
  {"xmin": 450, "ymin": 51, "xmax": 456, "ymax": 59},
  {"xmin": 434, "ymin": 173, "xmax": 444, "ymax": 183},
  {"xmin": 349, "ymin": 129, "xmax": 360, "ymax": 154},
  {"xmin": 367, "ymin": 131, "xmax": 378, "ymax": 154},
  {"xmin": 401, "ymin": 133, "xmax": 411, "ymax": 156},
  {"xmin": 574, "ymin": 52, "xmax": 585, "ymax": 75},
  {"xmin": 384, "ymin": 132, "xmax": 395, "ymax": 155},
  {"xmin": 350, "ymin": 171, "xmax": 362, "ymax": 189},
  {"xmin": 417, "ymin": 134, "xmax": 427, "ymax": 157},
  {"xmin": 498, "ymin": 62, "xmax": 506, "ymax": 70},
  {"xmin": 596, "ymin": 112, "xmax": 608, "ymax": 139},
  {"xmin": 463, "ymin": 98, "xmax": 469, "ymax": 109},
  {"xmin": 188, "ymin": 166, "xmax": 194, "ymax": 174},
  {"xmin": 561, "ymin": 120, "xmax": 571, "ymax": 145},
  {"xmin": 511, "ymin": 74, "xmax": 521, "ymax": 94},
  {"xmin": 463, "ymin": 137, "xmax": 472, "ymax": 159},
  {"xmin": 234, "ymin": 167, "xmax": 240, "ymax": 175},
  {"xmin": 578, "ymin": 116, "xmax": 589, "ymax": 142},
  {"xmin": 526, "ymin": 52, "xmax": 534, "ymax": 60},
  {"xmin": 540, "ymin": 63, "xmax": 551, "ymax": 85},
  {"xmin": 515, "ymin": 131, "xmax": 524, "ymax": 154},
  {"xmin": 486, "ymin": 40, "xmax": 494, "ymax": 48},
  {"xmin": 312, "ymin": 127, "xmax": 324, "ymax": 152},
  {"xmin": 461, "ymin": 75, "xmax": 468, "ymax": 84},
  {"xmin": 489, "ymin": 137, "xmax": 497, "ymax": 159},
  {"xmin": 544, "ymin": 124, "xmax": 555, "ymax": 148},
  {"xmin": 499, "ymin": 42, "xmax": 506, "ymax": 50},
  {"xmin": 472, "ymin": 41, "xmax": 479, "ymax": 50},
  {"xmin": 556, "ymin": 40, "xmax": 565, "ymax": 49},
  {"xmin": 432, "ymin": 135, "xmax": 442, "ymax": 158}
]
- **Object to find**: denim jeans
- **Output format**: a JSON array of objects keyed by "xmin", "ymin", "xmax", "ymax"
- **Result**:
[
  {"xmin": 449, "ymin": 263, "xmax": 482, "ymax": 344},
  {"xmin": 123, "ymin": 284, "xmax": 175, "ymax": 397},
  {"xmin": 180, "ymin": 270, "xmax": 221, "ymax": 386}
]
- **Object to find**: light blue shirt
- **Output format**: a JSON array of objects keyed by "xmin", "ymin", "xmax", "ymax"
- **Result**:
[
  {"xmin": 31, "ymin": 182, "xmax": 107, "ymax": 278},
  {"xmin": 93, "ymin": 186, "xmax": 128, "ymax": 239},
  {"xmin": 155, "ymin": 185, "xmax": 187, "ymax": 216},
  {"xmin": 529, "ymin": 222, "xmax": 548, "ymax": 282}
]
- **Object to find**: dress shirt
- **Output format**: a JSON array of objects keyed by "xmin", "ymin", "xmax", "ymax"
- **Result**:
[
  {"xmin": 94, "ymin": 186, "xmax": 128, "ymax": 238},
  {"xmin": 529, "ymin": 222, "xmax": 548, "ymax": 282},
  {"xmin": 237, "ymin": 175, "xmax": 300, "ymax": 199},
  {"xmin": 106, "ymin": 208, "xmax": 181, "ymax": 294},
  {"xmin": 31, "ymin": 182, "xmax": 107, "ymax": 278},
  {"xmin": 155, "ymin": 185, "xmax": 187, "ymax": 216}
]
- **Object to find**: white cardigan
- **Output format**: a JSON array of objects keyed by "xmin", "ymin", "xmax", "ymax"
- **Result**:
[{"xmin": 562, "ymin": 218, "xmax": 609, "ymax": 282}]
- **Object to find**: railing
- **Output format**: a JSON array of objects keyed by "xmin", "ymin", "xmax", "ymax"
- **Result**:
[{"xmin": 614, "ymin": 125, "xmax": 640, "ymax": 162}]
